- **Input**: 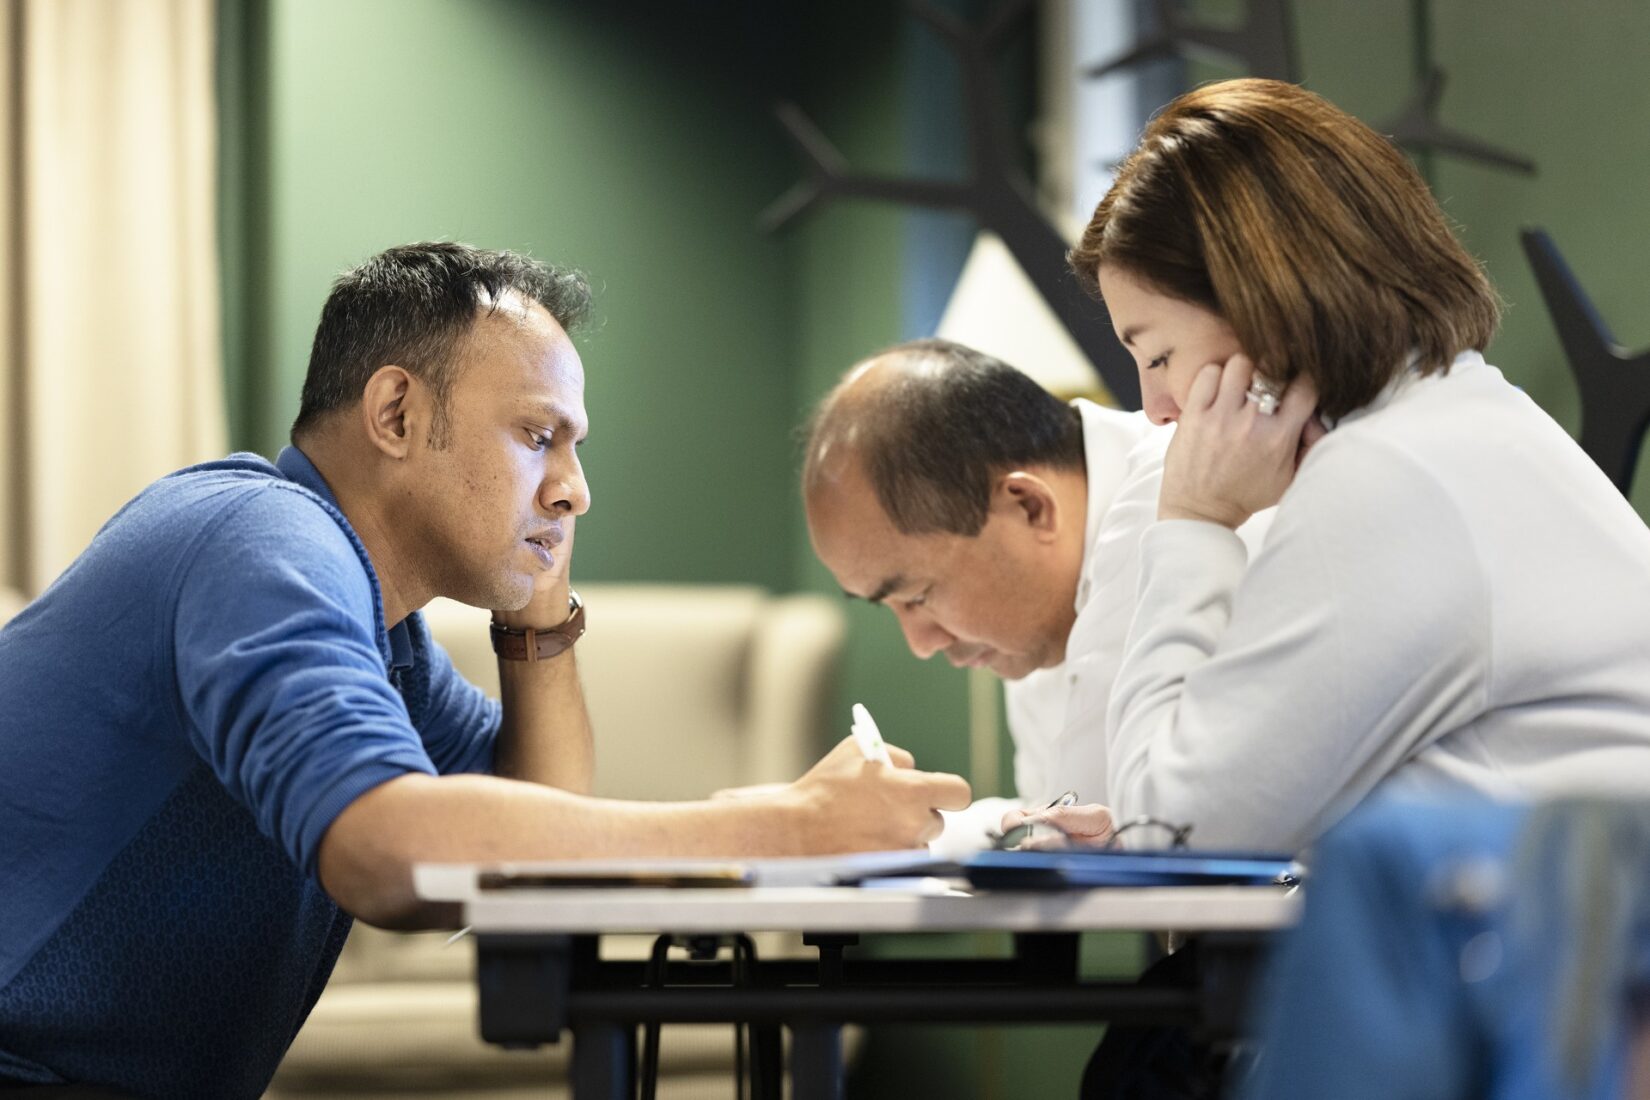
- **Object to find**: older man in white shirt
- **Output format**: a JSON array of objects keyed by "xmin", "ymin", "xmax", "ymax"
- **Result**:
[{"xmin": 802, "ymin": 338, "xmax": 1269, "ymax": 853}]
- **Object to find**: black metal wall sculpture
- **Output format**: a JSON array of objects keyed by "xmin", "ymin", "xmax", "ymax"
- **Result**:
[
  {"xmin": 1521, "ymin": 229, "xmax": 1650, "ymax": 496},
  {"xmin": 1381, "ymin": 68, "xmax": 1536, "ymax": 176},
  {"xmin": 763, "ymin": 0, "xmax": 1551, "ymax": 416},
  {"xmin": 1084, "ymin": 1, "xmax": 1533, "ymax": 179},
  {"xmin": 761, "ymin": 0, "xmax": 1140, "ymax": 409},
  {"xmin": 1084, "ymin": 0, "xmax": 1297, "ymax": 84}
]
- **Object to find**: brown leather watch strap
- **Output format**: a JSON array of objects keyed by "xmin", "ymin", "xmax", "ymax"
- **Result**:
[{"xmin": 490, "ymin": 590, "xmax": 585, "ymax": 662}]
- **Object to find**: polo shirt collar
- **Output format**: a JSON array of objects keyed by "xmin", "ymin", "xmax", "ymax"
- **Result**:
[
  {"xmin": 274, "ymin": 445, "xmax": 415, "ymax": 672},
  {"xmin": 1069, "ymin": 399, "xmax": 1156, "ymax": 614}
]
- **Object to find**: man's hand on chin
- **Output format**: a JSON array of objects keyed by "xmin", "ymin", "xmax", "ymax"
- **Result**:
[{"xmin": 496, "ymin": 516, "xmax": 576, "ymax": 629}]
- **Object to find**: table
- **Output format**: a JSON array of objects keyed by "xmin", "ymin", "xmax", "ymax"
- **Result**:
[{"xmin": 415, "ymin": 863, "xmax": 1300, "ymax": 1099}]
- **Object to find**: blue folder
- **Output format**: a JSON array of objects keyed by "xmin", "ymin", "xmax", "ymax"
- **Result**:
[{"xmin": 961, "ymin": 848, "xmax": 1297, "ymax": 890}]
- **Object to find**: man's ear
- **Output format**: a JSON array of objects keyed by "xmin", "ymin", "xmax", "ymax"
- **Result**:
[
  {"xmin": 997, "ymin": 471, "xmax": 1061, "ymax": 541},
  {"xmin": 359, "ymin": 365, "xmax": 416, "ymax": 459}
]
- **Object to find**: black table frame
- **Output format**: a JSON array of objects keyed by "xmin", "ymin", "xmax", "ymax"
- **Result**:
[{"xmin": 473, "ymin": 929, "xmax": 1270, "ymax": 1099}]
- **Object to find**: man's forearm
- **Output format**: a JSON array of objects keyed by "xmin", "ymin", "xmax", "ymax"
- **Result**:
[
  {"xmin": 319, "ymin": 772, "xmax": 802, "ymax": 928},
  {"xmin": 494, "ymin": 647, "xmax": 594, "ymax": 793},
  {"xmin": 319, "ymin": 739, "xmax": 972, "ymax": 930}
]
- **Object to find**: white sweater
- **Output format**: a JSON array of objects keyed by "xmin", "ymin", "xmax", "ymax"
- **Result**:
[{"xmin": 1108, "ymin": 352, "xmax": 1650, "ymax": 852}]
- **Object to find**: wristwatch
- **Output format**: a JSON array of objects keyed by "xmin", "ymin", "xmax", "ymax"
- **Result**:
[{"xmin": 490, "ymin": 590, "xmax": 585, "ymax": 662}]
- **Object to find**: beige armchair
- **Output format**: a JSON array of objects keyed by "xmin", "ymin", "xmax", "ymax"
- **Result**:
[{"xmin": 267, "ymin": 584, "xmax": 847, "ymax": 1099}]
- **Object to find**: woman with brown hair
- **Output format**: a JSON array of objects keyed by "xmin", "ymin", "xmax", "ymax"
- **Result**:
[{"xmin": 1048, "ymin": 78, "xmax": 1650, "ymax": 855}]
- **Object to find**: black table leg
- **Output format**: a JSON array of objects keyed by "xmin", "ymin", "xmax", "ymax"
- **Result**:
[
  {"xmin": 749, "ymin": 1022, "xmax": 784, "ymax": 1100},
  {"xmin": 1194, "ymin": 932, "xmax": 1270, "ymax": 1042},
  {"xmin": 1014, "ymin": 931, "xmax": 1081, "ymax": 983},
  {"xmin": 476, "ymin": 933, "xmax": 573, "ymax": 1048},
  {"xmin": 572, "ymin": 1021, "xmax": 636, "ymax": 1100},
  {"xmin": 789, "ymin": 1023, "xmax": 844, "ymax": 1100}
]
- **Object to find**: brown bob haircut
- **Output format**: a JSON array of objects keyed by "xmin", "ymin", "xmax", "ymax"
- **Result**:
[{"xmin": 1069, "ymin": 79, "xmax": 1500, "ymax": 420}]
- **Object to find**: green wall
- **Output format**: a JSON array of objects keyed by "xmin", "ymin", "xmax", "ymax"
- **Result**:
[
  {"xmin": 220, "ymin": 0, "xmax": 801, "ymax": 590},
  {"xmin": 1430, "ymin": 0, "xmax": 1650, "ymax": 510}
]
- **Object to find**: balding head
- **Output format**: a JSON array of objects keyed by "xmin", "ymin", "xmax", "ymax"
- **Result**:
[
  {"xmin": 802, "ymin": 339, "xmax": 1093, "ymax": 680},
  {"xmin": 803, "ymin": 339, "xmax": 1084, "ymax": 537}
]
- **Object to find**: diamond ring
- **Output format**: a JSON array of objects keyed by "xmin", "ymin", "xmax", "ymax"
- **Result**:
[{"xmin": 1245, "ymin": 378, "xmax": 1282, "ymax": 416}]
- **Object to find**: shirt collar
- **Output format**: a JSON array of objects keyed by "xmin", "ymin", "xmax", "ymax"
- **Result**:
[
  {"xmin": 1069, "ymin": 400, "xmax": 1160, "ymax": 612},
  {"xmin": 275, "ymin": 444, "xmax": 337, "ymax": 505},
  {"xmin": 274, "ymin": 445, "xmax": 414, "ymax": 672}
]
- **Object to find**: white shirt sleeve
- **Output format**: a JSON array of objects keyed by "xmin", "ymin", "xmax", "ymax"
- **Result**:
[
  {"xmin": 1054, "ymin": 434, "xmax": 1272, "ymax": 809},
  {"xmin": 931, "ymin": 796, "xmax": 1023, "ymax": 858},
  {"xmin": 1105, "ymin": 440, "xmax": 1491, "ymax": 851}
]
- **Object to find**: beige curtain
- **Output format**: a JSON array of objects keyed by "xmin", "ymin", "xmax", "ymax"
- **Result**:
[{"xmin": 0, "ymin": 0, "xmax": 225, "ymax": 597}]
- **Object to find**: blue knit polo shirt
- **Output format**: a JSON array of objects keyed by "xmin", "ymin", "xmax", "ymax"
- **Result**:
[{"xmin": 0, "ymin": 447, "xmax": 501, "ymax": 1098}]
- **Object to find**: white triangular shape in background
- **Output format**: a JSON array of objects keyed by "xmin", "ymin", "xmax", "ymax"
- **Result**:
[{"xmin": 934, "ymin": 230, "xmax": 1110, "ymax": 402}]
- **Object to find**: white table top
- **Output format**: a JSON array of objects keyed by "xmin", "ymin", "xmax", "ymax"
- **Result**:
[{"xmin": 415, "ymin": 861, "xmax": 1301, "ymax": 935}]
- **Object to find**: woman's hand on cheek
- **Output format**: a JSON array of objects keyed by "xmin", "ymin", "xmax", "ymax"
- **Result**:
[{"xmin": 1158, "ymin": 355, "xmax": 1321, "ymax": 528}]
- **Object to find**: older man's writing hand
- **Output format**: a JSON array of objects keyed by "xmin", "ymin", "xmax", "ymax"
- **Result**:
[{"xmin": 999, "ymin": 803, "xmax": 1116, "ymax": 850}]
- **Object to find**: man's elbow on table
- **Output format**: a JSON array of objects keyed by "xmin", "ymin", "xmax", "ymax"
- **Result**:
[{"xmin": 316, "ymin": 773, "xmax": 461, "ymax": 930}]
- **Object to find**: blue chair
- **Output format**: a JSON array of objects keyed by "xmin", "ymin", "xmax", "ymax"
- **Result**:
[{"xmin": 1240, "ymin": 796, "xmax": 1650, "ymax": 1100}]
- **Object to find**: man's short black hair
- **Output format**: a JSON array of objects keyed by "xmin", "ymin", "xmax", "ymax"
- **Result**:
[
  {"xmin": 805, "ymin": 338, "xmax": 1086, "ymax": 536},
  {"xmin": 291, "ymin": 241, "xmax": 591, "ymax": 445}
]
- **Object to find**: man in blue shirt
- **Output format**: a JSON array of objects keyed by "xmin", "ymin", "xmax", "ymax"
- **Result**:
[{"xmin": 0, "ymin": 242, "xmax": 971, "ymax": 1098}]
